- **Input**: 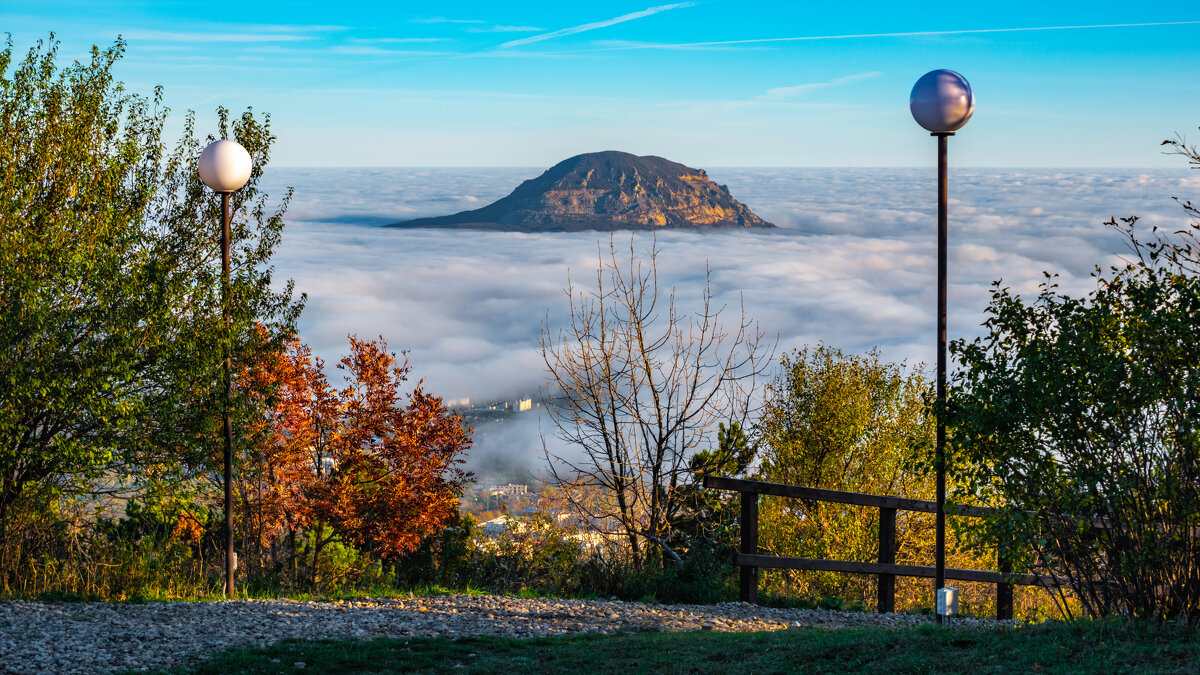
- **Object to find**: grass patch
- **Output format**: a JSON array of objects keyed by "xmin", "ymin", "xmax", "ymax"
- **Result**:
[{"xmin": 144, "ymin": 619, "xmax": 1200, "ymax": 674}]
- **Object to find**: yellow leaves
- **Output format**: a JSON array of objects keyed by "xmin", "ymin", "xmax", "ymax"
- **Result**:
[
  {"xmin": 171, "ymin": 511, "xmax": 205, "ymax": 544},
  {"xmin": 754, "ymin": 345, "xmax": 1025, "ymax": 611}
]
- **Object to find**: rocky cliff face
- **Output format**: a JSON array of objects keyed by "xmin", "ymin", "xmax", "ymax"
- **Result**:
[{"xmin": 391, "ymin": 151, "xmax": 773, "ymax": 231}]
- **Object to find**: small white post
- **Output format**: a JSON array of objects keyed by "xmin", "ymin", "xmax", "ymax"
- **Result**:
[{"xmin": 936, "ymin": 586, "xmax": 959, "ymax": 617}]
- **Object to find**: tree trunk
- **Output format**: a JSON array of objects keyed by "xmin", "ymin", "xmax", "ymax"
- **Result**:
[
  {"xmin": 0, "ymin": 488, "xmax": 9, "ymax": 591},
  {"xmin": 288, "ymin": 526, "xmax": 298, "ymax": 586},
  {"xmin": 311, "ymin": 522, "xmax": 326, "ymax": 590}
]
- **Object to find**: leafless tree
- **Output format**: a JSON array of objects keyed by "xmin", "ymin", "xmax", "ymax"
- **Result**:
[{"xmin": 540, "ymin": 235, "xmax": 772, "ymax": 567}]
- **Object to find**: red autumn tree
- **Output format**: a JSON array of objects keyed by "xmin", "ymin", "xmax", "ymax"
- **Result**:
[
  {"xmin": 238, "ymin": 334, "xmax": 470, "ymax": 586},
  {"xmin": 314, "ymin": 336, "xmax": 471, "ymax": 559},
  {"xmin": 237, "ymin": 337, "xmax": 338, "ymax": 580}
]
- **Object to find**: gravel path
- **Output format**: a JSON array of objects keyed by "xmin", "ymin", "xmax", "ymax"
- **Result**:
[{"xmin": 0, "ymin": 595, "xmax": 1014, "ymax": 674}]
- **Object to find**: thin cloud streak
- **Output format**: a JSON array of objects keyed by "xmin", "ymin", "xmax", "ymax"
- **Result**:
[
  {"xmin": 120, "ymin": 22, "xmax": 346, "ymax": 43},
  {"xmin": 348, "ymin": 37, "xmax": 447, "ymax": 44},
  {"xmin": 207, "ymin": 23, "xmax": 347, "ymax": 32},
  {"xmin": 331, "ymin": 46, "xmax": 456, "ymax": 57},
  {"xmin": 123, "ymin": 29, "xmax": 317, "ymax": 43},
  {"xmin": 219, "ymin": 23, "xmax": 348, "ymax": 33},
  {"xmin": 604, "ymin": 20, "xmax": 1200, "ymax": 49},
  {"xmin": 590, "ymin": 39, "xmax": 759, "ymax": 51},
  {"xmin": 760, "ymin": 71, "xmax": 882, "ymax": 100},
  {"xmin": 408, "ymin": 17, "xmax": 540, "ymax": 33},
  {"xmin": 500, "ymin": 3, "xmax": 696, "ymax": 48},
  {"xmin": 467, "ymin": 25, "xmax": 544, "ymax": 33},
  {"xmin": 412, "ymin": 17, "xmax": 486, "ymax": 25}
]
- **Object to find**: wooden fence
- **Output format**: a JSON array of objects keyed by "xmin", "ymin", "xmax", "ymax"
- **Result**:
[{"xmin": 703, "ymin": 475, "xmax": 1060, "ymax": 620}]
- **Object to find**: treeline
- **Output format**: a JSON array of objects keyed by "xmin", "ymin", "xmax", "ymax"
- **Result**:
[{"xmin": 4, "ymin": 35, "xmax": 1200, "ymax": 624}]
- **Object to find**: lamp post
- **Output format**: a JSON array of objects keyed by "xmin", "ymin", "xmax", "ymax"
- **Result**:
[
  {"xmin": 198, "ymin": 139, "xmax": 252, "ymax": 598},
  {"xmin": 910, "ymin": 69, "xmax": 974, "ymax": 625}
]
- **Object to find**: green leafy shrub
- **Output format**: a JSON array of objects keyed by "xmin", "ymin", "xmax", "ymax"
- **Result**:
[
  {"xmin": 947, "ymin": 145, "xmax": 1200, "ymax": 621},
  {"xmin": 0, "ymin": 33, "xmax": 300, "ymax": 594}
]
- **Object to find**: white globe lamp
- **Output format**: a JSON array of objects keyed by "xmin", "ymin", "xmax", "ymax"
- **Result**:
[
  {"xmin": 198, "ymin": 139, "xmax": 252, "ymax": 193},
  {"xmin": 198, "ymin": 137, "xmax": 252, "ymax": 599}
]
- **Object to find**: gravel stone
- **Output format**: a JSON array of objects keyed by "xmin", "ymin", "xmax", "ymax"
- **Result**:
[{"xmin": 0, "ymin": 595, "xmax": 1015, "ymax": 673}]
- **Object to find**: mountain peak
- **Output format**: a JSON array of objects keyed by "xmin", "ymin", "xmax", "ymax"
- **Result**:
[{"xmin": 390, "ymin": 151, "xmax": 773, "ymax": 232}]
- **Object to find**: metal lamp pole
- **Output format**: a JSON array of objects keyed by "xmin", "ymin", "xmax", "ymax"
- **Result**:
[
  {"xmin": 910, "ymin": 69, "xmax": 974, "ymax": 624},
  {"xmin": 198, "ymin": 139, "xmax": 253, "ymax": 598},
  {"xmin": 935, "ymin": 129, "xmax": 950, "ymax": 616}
]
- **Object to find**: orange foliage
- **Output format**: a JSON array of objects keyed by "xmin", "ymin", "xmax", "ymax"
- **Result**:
[
  {"xmin": 240, "ymin": 334, "xmax": 471, "ymax": 566},
  {"xmin": 171, "ymin": 511, "xmax": 205, "ymax": 544}
]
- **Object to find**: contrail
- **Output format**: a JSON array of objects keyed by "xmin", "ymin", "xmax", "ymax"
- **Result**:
[
  {"xmin": 500, "ymin": 2, "xmax": 696, "ymax": 48},
  {"xmin": 609, "ymin": 20, "xmax": 1200, "ymax": 49}
]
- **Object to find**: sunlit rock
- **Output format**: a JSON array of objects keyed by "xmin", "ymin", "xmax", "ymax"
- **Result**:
[{"xmin": 390, "ymin": 151, "xmax": 774, "ymax": 231}]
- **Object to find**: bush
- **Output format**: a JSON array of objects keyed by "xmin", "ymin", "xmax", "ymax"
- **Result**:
[
  {"xmin": 948, "ymin": 166, "xmax": 1200, "ymax": 621},
  {"xmin": 617, "ymin": 539, "xmax": 737, "ymax": 605},
  {"xmin": 754, "ymin": 345, "xmax": 996, "ymax": 612}
]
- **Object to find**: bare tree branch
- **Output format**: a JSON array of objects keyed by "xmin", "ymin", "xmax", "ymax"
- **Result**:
[{"xmin": 541, "ymin": 233, "xmax": 773, "ymax": 567}]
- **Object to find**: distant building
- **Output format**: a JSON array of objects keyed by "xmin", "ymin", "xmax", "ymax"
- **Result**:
[
  {"xmin": 489, "ymin": 483, "xmax": 529, "ymax": 497},
  {"xmin": 517, "ymin": 398, "xmax": 532, "ymax": 412}
]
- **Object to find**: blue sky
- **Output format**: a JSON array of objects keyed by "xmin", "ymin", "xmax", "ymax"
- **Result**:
[{"xmin": 5, "ymin": 1, "xmax": 1199, "ymax": 167}]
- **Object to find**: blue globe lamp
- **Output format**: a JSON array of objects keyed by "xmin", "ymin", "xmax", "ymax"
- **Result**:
[{"xmin": 910, "ymin": 69, "xmax": 974, "ymax": 133}]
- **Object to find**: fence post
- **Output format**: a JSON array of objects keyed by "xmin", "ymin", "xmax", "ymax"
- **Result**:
[
  {"xmin": 740, "ymin": 491, "xmax": 759, "ymax": 603},
  {"xmin": 997, "ymin": 538, "xmax": 1014, "ymax": 620},
  {"xmin": 878, "ymin": 506, "xmax": 896, "ymax": 613}
]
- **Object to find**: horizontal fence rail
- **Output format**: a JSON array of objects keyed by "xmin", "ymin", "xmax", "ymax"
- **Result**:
[
  {"xmin": 734, "ymin": 554, "xmax": 1058, "ymax": 587},
  {"xmin": 703, "ymin": 475, "xmax": 1065, "ymax": 620},
  {"xmin": 704, "ymin": 475, "xmax": 995, "ymax": 518}
]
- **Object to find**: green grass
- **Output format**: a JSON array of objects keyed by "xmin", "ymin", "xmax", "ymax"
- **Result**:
[{"xmin": 142, "ymin": 619, "xmax": 1200, "ymax": 674}]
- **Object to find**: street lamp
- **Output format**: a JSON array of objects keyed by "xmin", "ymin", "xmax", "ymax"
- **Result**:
[
  {"xmin": 910, "ymin": 69, "xmax": 973, "ymax": 624},
  {"xmin": 198, "ymin": 139, "xmax": 252, "ymax": 598}
]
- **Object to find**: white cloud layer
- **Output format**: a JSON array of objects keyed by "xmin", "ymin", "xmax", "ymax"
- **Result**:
[{"xmin": 256, "ymin": 167, "xmax": 1195, "ymax": 472}]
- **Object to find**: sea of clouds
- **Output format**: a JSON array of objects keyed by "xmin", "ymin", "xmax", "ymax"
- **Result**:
[{"xmin": 256, "ymin": 166, "xmax": 1199, "ymax": 473}]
